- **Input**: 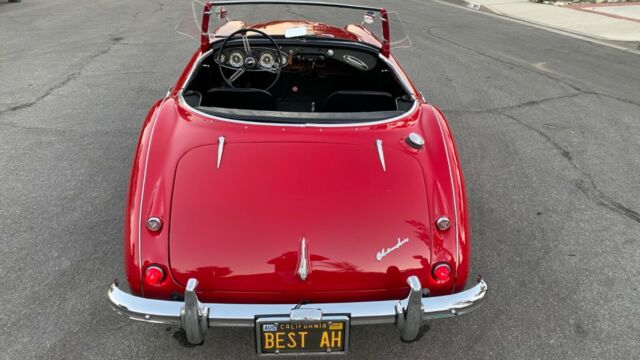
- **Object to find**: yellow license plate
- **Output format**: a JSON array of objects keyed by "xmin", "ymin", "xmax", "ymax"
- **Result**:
[{"xmin": 256, "ymin": 316, "xmax": 349, "ymax": 355}]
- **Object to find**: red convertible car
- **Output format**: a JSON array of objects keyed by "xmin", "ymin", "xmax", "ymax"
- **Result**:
[{"xmin": 108, "ymin": 1, "xmax": 487, "ymax": 354}]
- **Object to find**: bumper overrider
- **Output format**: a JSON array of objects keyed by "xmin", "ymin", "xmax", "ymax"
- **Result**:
[{"xmin": 107, "ymin": 276, "xmax": 488, "ymax": 345}]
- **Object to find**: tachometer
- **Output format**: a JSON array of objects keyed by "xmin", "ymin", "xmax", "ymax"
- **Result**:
[{"xmin": 259, "ymin": 52, "xmax": 276, "ymax": 69}]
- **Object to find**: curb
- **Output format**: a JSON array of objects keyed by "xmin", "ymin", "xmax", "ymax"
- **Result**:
[{"xmin": 445, "ymin": 0, "xmax": 640, "ymax": 52}]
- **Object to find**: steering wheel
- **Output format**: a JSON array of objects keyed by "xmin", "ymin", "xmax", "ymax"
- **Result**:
[{"xmin": 217, "ymin": 29, "xmax": 282, "ymax": 91}]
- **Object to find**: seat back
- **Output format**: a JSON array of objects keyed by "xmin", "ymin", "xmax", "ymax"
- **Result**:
[
  {"xmin": 203, "ymin": 88, "xmax": 276, "ymax": 111},
  {"xmin": 323, "ymin": 90, "xmax": 397, "ymax": 112}
]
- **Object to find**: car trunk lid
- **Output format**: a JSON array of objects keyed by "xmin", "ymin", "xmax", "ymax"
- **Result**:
[{"xmin": 168, "ymin": 142, "xmax": 431, "ymax": 295}]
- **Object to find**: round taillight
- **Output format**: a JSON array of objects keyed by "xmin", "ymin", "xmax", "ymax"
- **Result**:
[
  {"xmin": 144, "ymin": 266, "xmax": 165, "ymax": 285},
  {"xmin": 433, "ymin": 263, "xmax": 452, "ymax": 281}
]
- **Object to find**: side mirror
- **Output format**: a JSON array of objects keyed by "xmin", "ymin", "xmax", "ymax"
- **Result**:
[
  {"xmin": 363, "ymin": 11, "xmax": 376, "ymax": 25},
  {"xmin": 216, "ymin": 6, "xmax": 228, "ymax": 21}
]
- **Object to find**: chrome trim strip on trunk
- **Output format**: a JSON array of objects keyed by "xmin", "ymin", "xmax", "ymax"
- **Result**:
[
  {"xmin": 108, "ymin": 277, "xmax": 488, "ymax": 344},
  {"xmin": 217, "ymin": 136, "xmax": 225, "ymax": 169},
  {"xmin": 376, "ymin": 139, "xmax": 386, "ymax": 172},
  {"xmin": 297, "ymin": 237, "xmax": 309, "ymax": 281}
]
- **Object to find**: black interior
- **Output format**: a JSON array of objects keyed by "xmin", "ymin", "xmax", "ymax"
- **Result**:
[
  {"xmin": 182, "ymin": 40, "xmax": 413, "ymax": 122},
  {"xmin": 323, "ymin": 90, "xmax": 396, "ymax": 112},
  {"xmin": 203, "ymin": 88, "xmax": 276, "ymax": 111}
]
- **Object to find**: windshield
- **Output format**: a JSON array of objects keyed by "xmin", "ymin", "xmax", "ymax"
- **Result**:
[{"xmin": 177, "ymin": 1, "xmax": 410, "ymax": 50}]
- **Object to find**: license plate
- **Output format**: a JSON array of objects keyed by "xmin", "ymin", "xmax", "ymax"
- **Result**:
[{"xmin": 256, "ymin": 316, "xmax": 349, "ymax": 355}]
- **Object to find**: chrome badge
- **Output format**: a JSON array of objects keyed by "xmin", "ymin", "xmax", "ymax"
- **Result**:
[
  {"xmin": 376, "ymin": 237, "xmax": 410, "ymax": 261},
  {"xmin": 297, "ymin": 237, "xmax": 310, "ymax": 281}
]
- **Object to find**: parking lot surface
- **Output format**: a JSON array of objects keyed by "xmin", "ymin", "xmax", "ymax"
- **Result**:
[{"xmin": 0, "ymin": 0, "xmax": 638, "ymax": 359}]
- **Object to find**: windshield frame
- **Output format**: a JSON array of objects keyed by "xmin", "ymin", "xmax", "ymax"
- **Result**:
[{"xmin": 199, "ymin": 1, "xmax": 392, "ymax": 55}]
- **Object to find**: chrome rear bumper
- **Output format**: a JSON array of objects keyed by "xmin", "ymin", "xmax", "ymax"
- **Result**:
[{"xmin": 108, "ymin": 276, "xmax": 488, "ymax": 345}]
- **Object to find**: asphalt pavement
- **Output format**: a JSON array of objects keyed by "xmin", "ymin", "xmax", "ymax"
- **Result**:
[{"xmin": 1, "ymin": 0, "xmax": 639, "ymax": 359}]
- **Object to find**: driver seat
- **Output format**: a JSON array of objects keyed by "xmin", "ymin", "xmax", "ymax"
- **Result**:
[{"xmin": 202, "ymin": 88, "xmax": 276, "ymax": 111}]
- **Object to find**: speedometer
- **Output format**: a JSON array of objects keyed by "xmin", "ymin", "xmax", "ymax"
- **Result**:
[
  {"xmin": 259, "ymin": 52, "xmax": 276, "ymax": 69},
  {"xmin": 228, "ymin": 51, "xmax": 244, "ymax": 68}
]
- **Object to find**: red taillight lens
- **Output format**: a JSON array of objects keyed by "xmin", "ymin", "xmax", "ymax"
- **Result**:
[
  {"xmin": 433, "ymin": 263, "xmax": 452, "ymax": 281},
  {"xmin": 144, "ymin": 266, "xmax": 165, "ymax": 285}
]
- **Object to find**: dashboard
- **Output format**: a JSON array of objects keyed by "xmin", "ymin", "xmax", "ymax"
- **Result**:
[{"xmin": 214, "ymin": 45, "xmax": 378, "ymax": 71}]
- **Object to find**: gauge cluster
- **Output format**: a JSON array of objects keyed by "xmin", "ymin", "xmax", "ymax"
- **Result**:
[
  {"xmin": 215, "ymin": 45, "xmax": 378, "ymax": 71},
  {"xmin": 216, "ymin": 48, "xmax": 289, "ymax": 70}
]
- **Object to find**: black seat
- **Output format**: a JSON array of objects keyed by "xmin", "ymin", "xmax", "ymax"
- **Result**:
[
  {"xmin": 202, "ymin": 88, "xmax": 276, "ymax": 111},
  {"xmin": 323, "ymin": 90, "xmax": 397, "ymax": 112}
]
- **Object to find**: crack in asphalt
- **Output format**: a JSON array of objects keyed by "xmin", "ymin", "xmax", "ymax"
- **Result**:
[
  {"xmin": 575, "ymin": 179, "xmax": 640, "ymax": 224},
  {"xmin": 425, "ymin": 27, "xmax": 640, "ymax": 224},
  {"xmin": 442, "ymin": 92, "xmax": 584, "ymax": 114},
  {"xmin": 448, "ymin": 103, "xmax": 640, "ymax": 224},
  {"xmin": 424, "ymin": 27, "xmax": 640, "ymax": 108},
  {"xmin": 579, "ymin": 91, "xmax": 640, "ymax": 108},
  {"xmin": 132, "ymin": 1, "xmax": 165, "ymax": 21},
  {"xmin": 282, "ymin": 5, "xmax": 315, "ymax": 21},
  {"xmin": 449, "ymin": 107, "xmax": 640, "ymax": 224},
  {"xmin": 74, "ymin": 70, "xmax": 172, "ymax": 78},
  {"xmin": 425, "ymin": 26, "xmax": 583, "ymax": 93},
  {"xmin": 0, "ymin": 0, "xmax": 175, "ymax": 117},
  {"xmin": 497, "ymin": 112, "xmax": 573, "ymax": 162},
  {"xmin": 497, "ymin": 112, "xmax": 640, "ymax": 224},
  {"xmin": 0, "ymin": 121, "xmax": 139, "ymax": 135},
  {"xmin": 0, "ymin": 36, "xmax": 124, "ymax": 116}
]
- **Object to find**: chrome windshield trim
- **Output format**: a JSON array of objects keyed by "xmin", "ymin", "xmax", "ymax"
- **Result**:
[{"xmin": 210, "ymin": 1, "xmax": 383, "ymax": 12}]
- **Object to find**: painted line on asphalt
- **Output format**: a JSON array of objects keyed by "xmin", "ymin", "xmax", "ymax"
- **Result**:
[
  {"xmin": 570, "ymin": 6, "xmax": 640, "ymax": 24},
  {"xmin": 431, "ymin": 0, "xmax": 640, "ymax": 55}
]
